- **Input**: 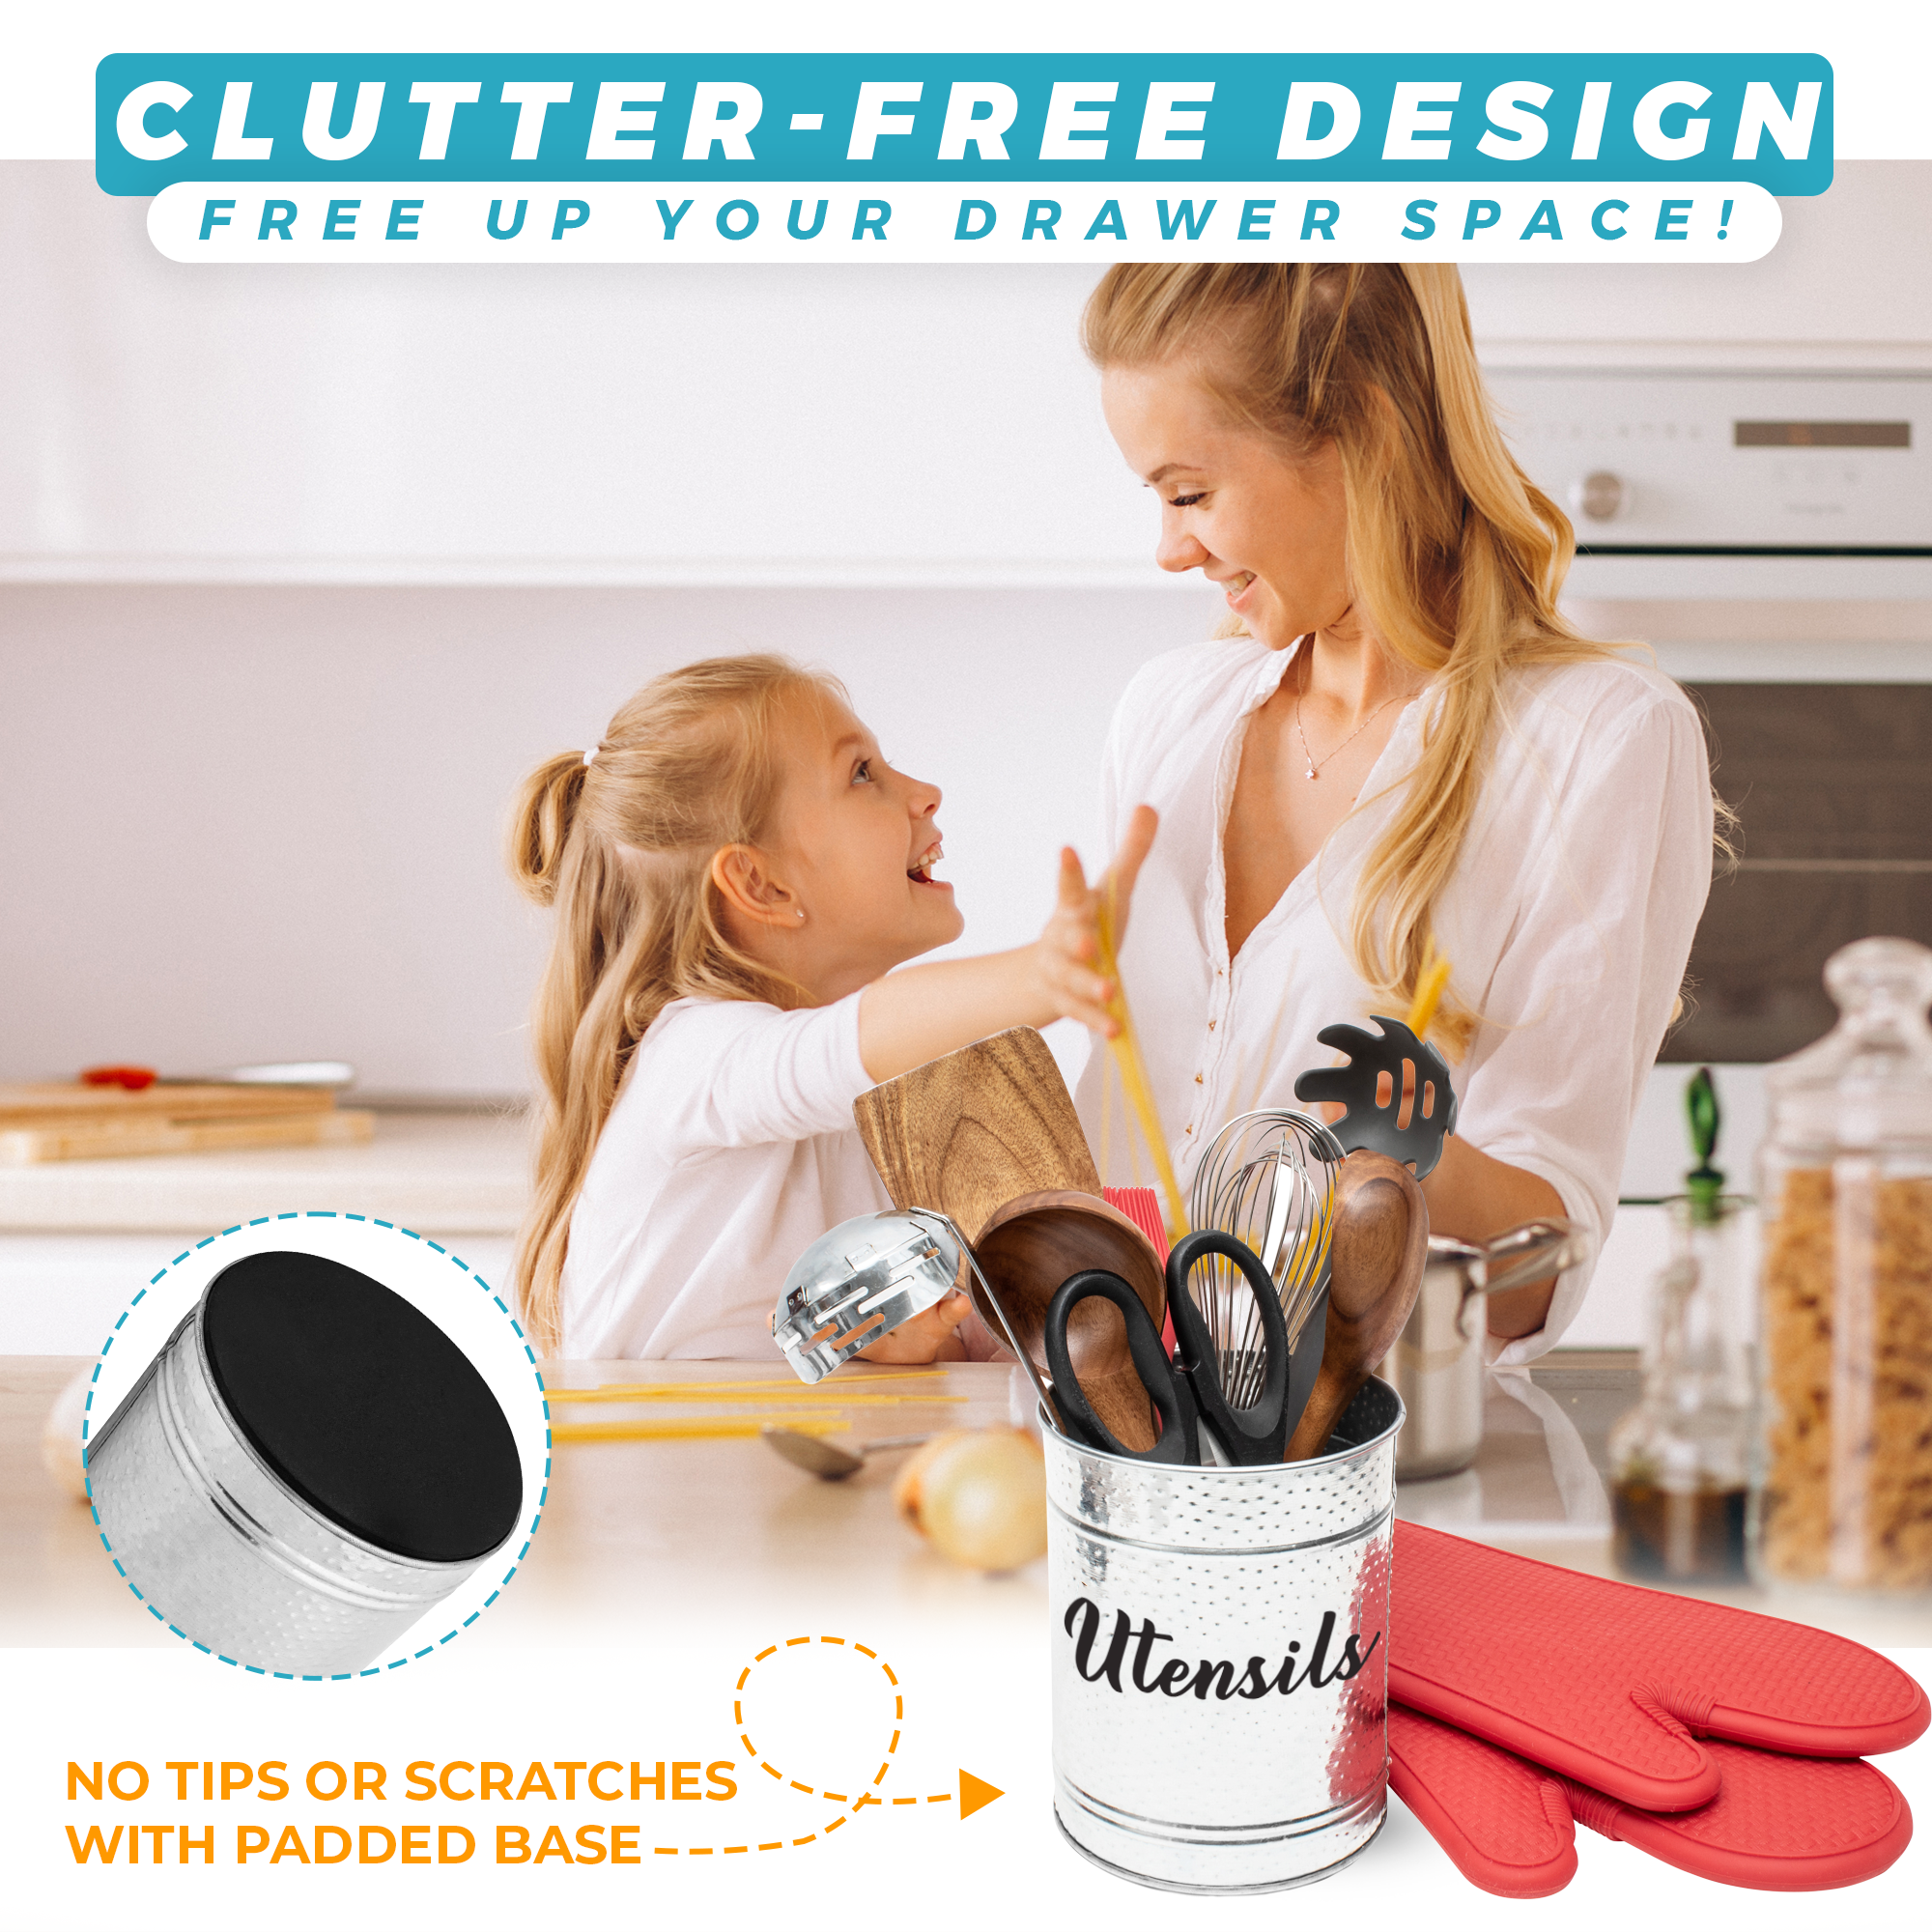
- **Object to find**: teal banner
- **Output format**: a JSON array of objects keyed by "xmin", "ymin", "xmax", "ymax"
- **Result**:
[{"xmin": 97, "ymin": 52, "xmax": 1833, "ymax": 195}]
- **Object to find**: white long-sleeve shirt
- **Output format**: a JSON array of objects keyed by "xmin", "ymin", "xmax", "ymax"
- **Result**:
[
  {"xmin": 559, "ymin": 992, "xmax": 890, "ymax": 1360},
  {"xmin": 1072, "ymin": 635, "xmax": 1713, "ymax": 1364}
]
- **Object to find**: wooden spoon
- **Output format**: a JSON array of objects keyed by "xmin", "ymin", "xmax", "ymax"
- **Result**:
[
  {"xmin": 973, "ymin": 1190, "xmax": 1167, "ymax": 1452},
  {"xmin": 1284, "ymin": 1151, "xmax": 1429, "ymax": 1462}
]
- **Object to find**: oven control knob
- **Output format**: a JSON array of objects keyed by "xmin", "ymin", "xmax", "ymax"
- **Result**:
[{"xmin": 1569, "ymin": 470, "xmax": 1627, "ymax": 523}]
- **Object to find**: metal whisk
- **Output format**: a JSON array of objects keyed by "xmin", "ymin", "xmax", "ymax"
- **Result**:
[{"xmin": 1184, "ymin": 1110, "xmax": 1345, "ymax": 1410}]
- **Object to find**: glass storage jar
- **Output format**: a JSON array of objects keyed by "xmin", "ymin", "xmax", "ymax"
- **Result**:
[{"xmin": 1754, "ymin": 937, "xmax": 1932, "ymax": 1594}]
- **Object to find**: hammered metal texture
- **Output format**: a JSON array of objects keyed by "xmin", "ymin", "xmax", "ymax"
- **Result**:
[
  {"xmin": 88, "ymin": 1308, "xmax": 493, "ymax": 1674},
  {"xmin": 1047, "ymin": 1380, "xmax": 1400, "ymax": 1892}
]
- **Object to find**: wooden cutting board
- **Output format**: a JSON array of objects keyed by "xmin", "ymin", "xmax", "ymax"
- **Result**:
[
  {"xmin": 0, "ymin": 1082, "xmax": 337, "ymax": 1122},
  {"xmin": 852, "ymin": 1028, "xmax": 1100, "ymax": 1244},
  {"xmin": 0, "ymin": 1108, "xmax": 376, "ymax": 1166}
]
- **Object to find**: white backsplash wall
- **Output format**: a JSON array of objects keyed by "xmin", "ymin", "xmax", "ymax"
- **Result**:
[{"xmin": 0, "ymin": 582, "xmax": 1208, "ymax": 1096}]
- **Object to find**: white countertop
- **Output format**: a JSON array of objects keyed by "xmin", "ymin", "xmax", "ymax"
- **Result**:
[{"xmin": 0, "ymin": 1108, "xmax": 530, "ymax": 1234}]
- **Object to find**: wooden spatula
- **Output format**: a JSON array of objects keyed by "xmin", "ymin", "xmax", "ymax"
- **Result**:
[
  {"xmin": 853, "ymin": 1028, "xmax": 1099, "ymax": 1244},
  {"xmin": 1284, "ymin": 1151, "xmax": 1429, "ymax": 1461}
]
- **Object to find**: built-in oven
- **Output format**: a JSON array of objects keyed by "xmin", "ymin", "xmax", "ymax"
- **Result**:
[{"xmin": 1484, "ymin": 371, "xmax": 1932, "ymax": 1344}]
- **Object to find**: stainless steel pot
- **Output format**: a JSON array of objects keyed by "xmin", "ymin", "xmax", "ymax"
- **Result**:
[{"xmin": 1378, "ymin": 1220, "xmax": 1591, "ymax": 1481}]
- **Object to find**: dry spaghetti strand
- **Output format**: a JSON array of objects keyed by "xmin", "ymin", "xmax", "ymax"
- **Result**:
[
  {"xmin": 552, "ymin": 1413, "xmax": 852, "ymax": 1443},
  {"xmin": 548, "ymin": 1373, "xmax": 958, "ymax": 1405},
  {"xmin": 1097, "ymin": 877, "xmax": 1188, "ymax": 1243},
  {"xmin": 1406, "ymin": 936, "xmax": 1453, "ymax": 1041}
]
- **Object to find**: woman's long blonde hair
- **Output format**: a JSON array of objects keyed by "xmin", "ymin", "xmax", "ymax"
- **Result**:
[
  {"xmin": 506, "ymin": 653, "xmax": 838, "ymax": 1353},
  {"xmin": 1083, "ymin": 263, "xmax": 1617, "ymax": 1053}
]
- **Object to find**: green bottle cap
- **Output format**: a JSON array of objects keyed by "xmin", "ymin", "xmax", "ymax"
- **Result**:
[{"xmin": 1685, "ymin": 1065, "xmax": 1723, "ymax": 1221}]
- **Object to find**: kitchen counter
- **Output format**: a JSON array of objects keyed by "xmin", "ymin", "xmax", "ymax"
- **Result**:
[
  {"xmin": 0, "ymin": 1109, "xmax": 531, "ymax": 1351},
  {"xmin": 8, "ymin": 1350, "xmax": 1928, "ymax": 1652},
  {"xmin": 3, "ymin": 1352, "xmax": 1038, "ymax": 1648},
  {"xmin": 0, "ymin": 1107, "xmax": 529, "ymax": 1234}
]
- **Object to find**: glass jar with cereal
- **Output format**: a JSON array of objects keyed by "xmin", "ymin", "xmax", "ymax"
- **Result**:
[{"xmin": 1754, "ymin": 937, "xmax": 1932, "ymax": 1595}]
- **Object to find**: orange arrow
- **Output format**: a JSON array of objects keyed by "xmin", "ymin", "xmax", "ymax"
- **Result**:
[{"xmin": 959, "ymin": 1770, "xmax": 1004, "ymax": 1820}]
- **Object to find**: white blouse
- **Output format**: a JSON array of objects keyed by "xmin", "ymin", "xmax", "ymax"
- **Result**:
[
  {"xmin": 559, "ymin": 992, "xmax": 889, "ymax": 1360},
  {"xmin": 1073, "ymin": 635, "xmax": 1714, "ymax": 1364}
]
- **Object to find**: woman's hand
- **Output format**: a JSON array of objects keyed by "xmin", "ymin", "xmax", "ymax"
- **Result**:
[
  {"xmin": 855, "ymin": 1290, "xmax": 973, "ymax": 1363},
  {"xmin": 1419, "ymin": 1136, "xmax": 1569, "ymax": 1340},
  {"xmin": 1032, "ymin": 805, "xmax": 1159, "ymax": 1037},
  {"xmin": 855, "ymin": 805, "xmax": 1159, "ymax": 1083}
]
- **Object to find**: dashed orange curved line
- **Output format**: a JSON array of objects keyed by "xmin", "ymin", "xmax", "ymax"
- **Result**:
[{"xmin": 638, "ymin": 1634, "xmax": 916, "ymax": 1858}]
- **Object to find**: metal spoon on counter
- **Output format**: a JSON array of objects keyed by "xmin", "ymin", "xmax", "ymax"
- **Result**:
[{"xmin": 762, "ymin": 1429, "xmax": 930, "ymax": 1481}]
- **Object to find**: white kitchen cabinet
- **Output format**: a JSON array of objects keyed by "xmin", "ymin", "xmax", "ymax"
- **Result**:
[
  {"xmin": 0, "ymin": 164, "xmax": 1151, "ymax": 586},
  {"xmin": 1, "ymin": 160, "xmax": 1927, "ymax": 585},
  {"xmin": 0, "ymin": 1234, "xmax": 194, "ymax": 1355},
  {"xmin": 1564, "ymin": 1207, "xmax": 1670, "ymax": 1350}
]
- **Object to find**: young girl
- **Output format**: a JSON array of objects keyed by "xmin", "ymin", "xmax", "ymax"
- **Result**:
[{"xmin": 507, "ymin": 652, "xmax": 1154, "ymax": 1361}]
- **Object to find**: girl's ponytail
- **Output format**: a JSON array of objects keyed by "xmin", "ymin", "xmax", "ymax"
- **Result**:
[
  {"xmin": 508, "ymin": 656, "xmax": 838, "ymax": 1353},
  {"xmin": 508, "ymin": 752, "xmax": 591, "ymax": 909}
]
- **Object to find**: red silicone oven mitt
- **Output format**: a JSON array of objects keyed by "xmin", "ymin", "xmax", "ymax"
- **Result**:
[
  {"xmin": 1390, "ymin": 1520, "xmax": 1930, "ymax": 1811},
  {"xmin": 1388, "ymin": 1702, "xmax": 1577, "ymax": 1897},
  {"xmin": 1390, "ymin": 1704, "xmax": 1915, "ymax": 1894}
]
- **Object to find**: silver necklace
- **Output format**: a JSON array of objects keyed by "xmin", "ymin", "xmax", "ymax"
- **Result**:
[{"xmin": 1293, "ymin": 653, "xmax": 1402, "ymax": 781}]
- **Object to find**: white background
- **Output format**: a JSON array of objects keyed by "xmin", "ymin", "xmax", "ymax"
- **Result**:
[{"xmin": 2, "ymin": 1636, "xmax": 1926, "ymax": 1927}]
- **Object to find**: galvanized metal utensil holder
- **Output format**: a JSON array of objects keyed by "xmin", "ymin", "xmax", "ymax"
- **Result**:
[
  {"xmin": 1046, "ymin": 1378, "xmax": 1402, "ymax": 1893},
  {"xmin": 87, "ymin": 1305, "xmax": 498, "ymax": 1675}
]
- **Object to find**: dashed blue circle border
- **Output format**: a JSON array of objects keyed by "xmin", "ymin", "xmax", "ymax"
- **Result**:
[{"xmin": 80, "ymin": 1209, "xmax": 553, "ymax": 1682}]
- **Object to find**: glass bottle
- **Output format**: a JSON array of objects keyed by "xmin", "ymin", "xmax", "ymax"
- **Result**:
[
  {"xmin": 1754, "ymin": 937, "xmax": 1932, "ymax": 1595},
  {"xmin": 1609, "ymin": 1068, "xmax": 1755, "ymax": 1580}
]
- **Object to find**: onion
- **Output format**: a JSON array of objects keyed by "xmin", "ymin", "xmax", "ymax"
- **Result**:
[{"xmin": 893, "ymin": 1427, "xmax": 1047, "ymax": 1573}]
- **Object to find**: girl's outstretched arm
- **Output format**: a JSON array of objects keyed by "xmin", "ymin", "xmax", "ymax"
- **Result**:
[{"xmin": 855, "ymin": 806, "xmax": 1157, "ymax": 1084}]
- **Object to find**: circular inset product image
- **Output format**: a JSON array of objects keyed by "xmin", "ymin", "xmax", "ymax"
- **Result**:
[{"xmin": 86, "ymin": 1238, "xmax": 535, "ymax": 1675}]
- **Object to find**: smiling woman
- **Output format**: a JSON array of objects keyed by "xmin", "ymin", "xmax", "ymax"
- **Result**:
[
  {"xmin": 1077, "ymin": 264, "xmax": 1719, "ymax": 1355},
  {"xmin": 504, "ymin": 652, "xmax": 1154, "ymax": 1361}
]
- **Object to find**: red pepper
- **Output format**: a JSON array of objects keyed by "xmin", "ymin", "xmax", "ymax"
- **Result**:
[{"xmin": 80, "ymin": 1065, "xmax": 158, "ymax": 1091}]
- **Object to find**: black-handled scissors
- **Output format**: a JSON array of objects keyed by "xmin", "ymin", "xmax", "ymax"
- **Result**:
[
  {"xmin": 1042, "ymin": 1268, "xmax": 1200, "ymax": 1465},
  {"xmin": 1043, "ymin": 1230, "xmax": 1292, "ymax": 1466}
]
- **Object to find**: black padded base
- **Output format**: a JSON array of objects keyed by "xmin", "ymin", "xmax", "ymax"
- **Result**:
[{"xmin": 201, "ymin": 1250, "xmax": 523, "ymax": 1563}]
